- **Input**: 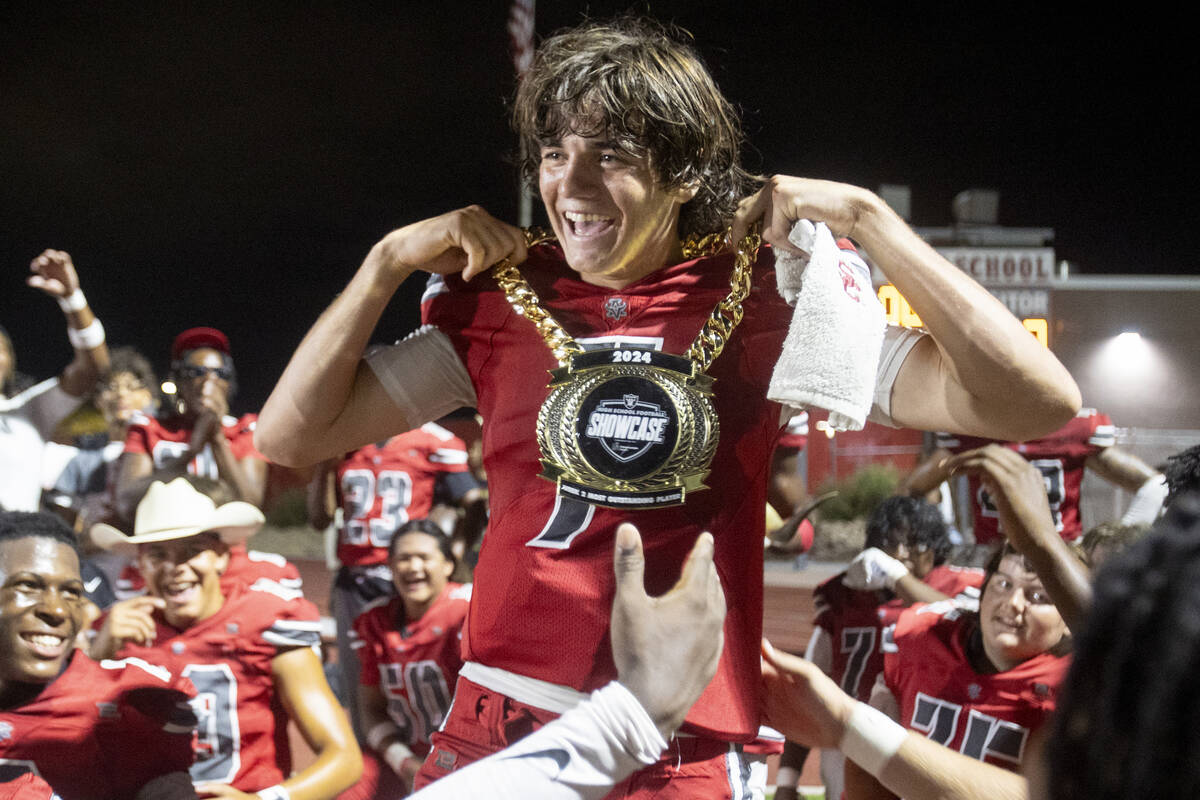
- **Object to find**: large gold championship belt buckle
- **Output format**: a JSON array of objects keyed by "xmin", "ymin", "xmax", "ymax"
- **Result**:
[{"xmin": 493, "ymin": 226, "xmax": 761, "ymax": 510}]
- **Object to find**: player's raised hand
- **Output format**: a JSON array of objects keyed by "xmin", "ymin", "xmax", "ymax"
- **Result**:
[
  {"xmin": 760, "ymin": 639, "xmax": 855, "ymax": 749},
  {"xmin": 943, "ymin": 445, "xmax": 1059, "ymax": 555},
  {"xmin": 610, "ymin": 522, "xmax": 725, "ymax": 739},
  {"xmin": 28, "ymin": 249, "xmax": 81, "ymax": 299},
  {"xmin": 730, "ymin": 176, "xmax": 876, "ymax": 256},
  {"xmin": 373, "ymin": 205, "xmax": 528, "ymax": 282},
  {"xmin": 945, "ymin": 444, "xmax": 1092, "ymax": 632}
]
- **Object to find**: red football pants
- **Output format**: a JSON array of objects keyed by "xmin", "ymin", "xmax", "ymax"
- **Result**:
[{"xmin": 412, "ymin": 675, "xmax": 754, "ymax": 799}]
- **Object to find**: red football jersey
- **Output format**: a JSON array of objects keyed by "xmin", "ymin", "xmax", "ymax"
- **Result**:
[
  {"xmin": 335, "ymin": 424, "xmax": 471, "ymax": 567},
  {"xmin": 350, "ymin": 584, "xmax": 471, "ymax": 755},
  {"xmin": 113, "ymin": 543, "xmax": 302, "ymax": 600},
  {"xmin": 0, "ymin": 650, "xmax": 196, "ymax": 800},
  {"xmin": 883, "ymin": 602, "xmax": 1069, "ymax": 769},
  {"xmin": 813, "ymin": 575, "xmax": 895, "ymax": 702},
  {"xmin": 814, "ymin": 566, "xmax": 985, "ymax": 703},
  {"xmin": 122, "ymin": 411, "xmax": 265, "ymax": 479},
  {"xmin": 421, "ymin": 242, "xmax": 795, "ymax": 741},
  {"xmin": 114, "ymin": 582, "xmax": 322, "ymax": 792},
  {"xmin": 937, "ymin": 408, "xmax": 1115, "ymax": 543}
]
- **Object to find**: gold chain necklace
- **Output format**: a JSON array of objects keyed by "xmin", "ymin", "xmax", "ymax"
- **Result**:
[{"xmin": 490, "ymin": 225, "xmax": 762, "ymax": 509}]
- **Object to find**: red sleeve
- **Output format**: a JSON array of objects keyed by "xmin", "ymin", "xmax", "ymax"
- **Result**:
[{"xmin": 428, "ymin": 434, "xmax": 470, "ymax": 475}]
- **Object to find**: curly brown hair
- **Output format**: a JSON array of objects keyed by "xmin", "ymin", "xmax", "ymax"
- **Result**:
[{"xmin": 512, "ymin": 16, "xmax": 758, "ymax": 238}]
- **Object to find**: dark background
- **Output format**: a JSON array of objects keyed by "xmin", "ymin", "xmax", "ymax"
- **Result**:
[{"xmin": 2, "ymin": 2, "xmax": 1192, "ymax": 412}]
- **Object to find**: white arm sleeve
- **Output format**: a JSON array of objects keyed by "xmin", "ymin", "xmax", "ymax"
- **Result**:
[
  {"xmin": 408, "ymin": 682, "xmax": 667, "ymax": 800},
  {"xmin": 364, "ymin": 325, "xmax": 478, "ymax": 426},
  {"xmin": 1121, "ymin": 474, "xmax": 1168, "ymax": 525},
  {"xmin": 867, "ymin": 325, "xmax": 925, "ymax": 428}
]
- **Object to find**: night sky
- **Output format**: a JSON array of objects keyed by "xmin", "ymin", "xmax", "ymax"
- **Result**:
[{"xmin": 2, "ymin": 2, "xmax": 1193, "ymax": 412}]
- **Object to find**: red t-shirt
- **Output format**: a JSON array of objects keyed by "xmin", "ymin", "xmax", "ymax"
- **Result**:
[
  {"xmin": 113, "ymin": 583, "xmax": 322, "ymax": 792},
  {"xmin": 351, "ymin": 584, "xmax": 471, "ymax": 755},
  {"xmin": 421, "ymin": 242, "xmax": 794, "ymax": 740},
  {"xmin": 122, "ymin": 411, "xmax": 265, "ymax": 479},
  {"xmin": 883, "ymin": 602, "xmax": 1069, "ymax": 769},
  {"xmin": 0, "ymin": 650, "xmax": 196, "ymax": 799},
  {"xmin": 937, "ymin": 408, "xmax": 1115, "ymax": 543},
  {"xmin": 335, "ymin": 424, "xmax": 471, "ymax": 567}
]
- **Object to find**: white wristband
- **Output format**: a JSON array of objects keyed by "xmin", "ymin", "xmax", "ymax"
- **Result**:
[
  {"xmin": 67, "ymin": 319, "xmax": 105, "ymax": 350},
  {"xmin": 383, "ymin": 740, "xmax": 416, "ymax": 775},
  {"xmin": 366, "ymin": 719, "xmax": 402, "ymax": 751},
  {"xmin": 58, "ymin": 288, "xmax": 87, "ymax": 312},
  {"xmin": 839, "ymin": 701, "xmax": 908, "ymax": 778},
  {"xmin": 255, "ymin": 786, "xmax": 290, "ymax": 800}
]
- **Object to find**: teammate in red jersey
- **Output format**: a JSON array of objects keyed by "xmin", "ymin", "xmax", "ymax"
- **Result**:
[
  {"xmin": 843, "ymin": 543, "xmax": 1070, "ymax": 800},
  {"xmin": 114, "ymin": 327, "xmax": 268, "ymax": 523},
  {"xmin": 0, "ymin": 510, "xmax": 197, "ymax": 800},
  {"xmin": 774, "ymin": 496, "xmax": 982, "ymax": 800},
  {"xmin": 903, "ymin": 408, "xmax": 1165, "ymax": 547},
  {"xmin": 111, "ymin": 476, "xmax": 301, "ymax": 602},
  {"xmin": 346, "ymin": 519, "xmax": 469, "ymax": 797},
  {"xmin": 257, "ymin": 18, "xmax": 1079, "ymax": 797},
  {"xmin": 90, "ymin": 479, "xmax": 361, "ymax": 799},
  {"xmin": 307, "ymin": 423, "xmax": 479, "ymax": 741}
]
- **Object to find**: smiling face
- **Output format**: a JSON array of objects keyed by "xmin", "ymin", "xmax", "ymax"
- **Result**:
[
  {"xmin": 0, "ymin": 537, "xmax": 85, "ymax": 696},
  {"xmin": 96, "ymin": 370, "xmax": 154, "ymax": 434},
  {"xmin": 176, "ymin": 348, "xmax": 232, "ymax": 419},
  {"xmin": 539, "ymin": 133, "xmax": 697, "ymax": 290},
  {"xmin": 390, "ymin": 531, "xmax": 454, "ymax": 619},
  {"xmin": 137, "ymin": 533, "xmax": 229, "ymax": 628},
  {"xmin": 979, "ymin": 553, "xmax": 1068, "ymax": 672}
]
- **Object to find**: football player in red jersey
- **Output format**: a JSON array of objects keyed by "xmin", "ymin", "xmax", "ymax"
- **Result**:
[
  {"xmin": 0, "ymin": 510, "xmax": 197, "ymax": 800},
  {"xmin": 257, "ymin": 18, "xmax": 1079, "ymax": 797},
  {"xmin": 112, "ymin": 476, "xmax": 301, "ymax": 602},
  {"xmin": 843, "ymin": 540, "xmax": 1071, "ymax": 800},
  {"xmin": 114, "ymin": 327, "xmax": 268, "ymax": 523},
  {"xmin": 90, "ymin": 479, "xmax": 361, "ymax": 800},
  {"xmin": 346, "ymin": 519, "xmax": 469, "ymax": 797},
  {"xmin": 775, "ymin": 496, "xmax": 982, "ymax": 800},
  {"xmin": 902, "ymin": 408, "xmax": 1166, "ymax": 550},
  {"xmin": 306, "ymin": 423, "xmax": 479, "ymax": 741}
]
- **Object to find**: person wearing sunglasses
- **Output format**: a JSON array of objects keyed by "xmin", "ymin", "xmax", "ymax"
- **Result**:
[{"xmin": 114, "ymin": 327, "xmax": 268, "ymax": 524}]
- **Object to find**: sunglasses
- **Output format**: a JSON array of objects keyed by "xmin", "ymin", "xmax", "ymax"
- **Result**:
[{"xmin": 178, "ymin": 364, "xmax": 233, "ymax": 381}]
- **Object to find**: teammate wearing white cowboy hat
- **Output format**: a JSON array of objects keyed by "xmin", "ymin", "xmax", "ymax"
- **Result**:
[{"xmin": 92, "ymin": 477, "xmax": 363, "ymax": 800}]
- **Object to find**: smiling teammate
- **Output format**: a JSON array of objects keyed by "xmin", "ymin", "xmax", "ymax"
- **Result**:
[
  {"xmin": 350, "ymin": 519, "xmax": 470, "ymax": 796},
  {"xmin": 91, "ymin": 479, "xmax": 361, "ymax": 799},
  {"xmin": 257, "ymin": 17, "xmax": 1079, "ymax": 797},
  {"xmin": 0, "ymin": 511, "xmax": 197, "ymax": 800}
]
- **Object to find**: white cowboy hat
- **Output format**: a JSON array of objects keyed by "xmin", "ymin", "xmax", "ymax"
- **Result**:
[{"xmin": 90, "ymin": 477, "xmax": 264, "ymax": 557}]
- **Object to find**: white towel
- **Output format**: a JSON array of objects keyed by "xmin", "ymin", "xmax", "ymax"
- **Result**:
[{"xmin": 767, "ymin": 220, "xmax": 887, "ymax": 431}]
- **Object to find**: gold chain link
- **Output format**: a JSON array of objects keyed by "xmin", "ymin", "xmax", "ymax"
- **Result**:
[{"xmin": 491, "ymin": 225, "xmax": 761, "ymax": 370}]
